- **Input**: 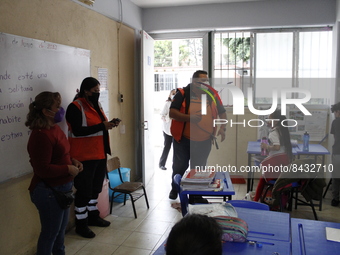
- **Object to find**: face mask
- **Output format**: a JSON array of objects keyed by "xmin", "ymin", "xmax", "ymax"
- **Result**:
[
  {"xmin": 198, "ymin": 81, "xmax": 210, "ymax": 89},
  {"xmin": 88, "ymin": 92, "xmax": 100, "ymax": 104},
  {"xmin": 47, "ymin": 107, "xmax": 65, "ymax": 123}
]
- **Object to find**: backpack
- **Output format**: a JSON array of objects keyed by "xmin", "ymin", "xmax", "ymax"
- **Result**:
[{"xmin": 213, "ymin": 215, "xmax": 248, "ymax": 242}]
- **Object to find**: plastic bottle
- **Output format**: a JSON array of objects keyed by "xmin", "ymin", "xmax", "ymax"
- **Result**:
[
  {"xmin": 303, "ymin": 132, "xmax": 310, "ymax": 151},
  {"xmin": 261, "ymin": 137, "xmax": 269, "ymax": 156}
]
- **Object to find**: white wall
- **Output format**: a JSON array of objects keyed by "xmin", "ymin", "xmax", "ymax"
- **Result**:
[
  {"xmin": 71, "ymin": 0, "xmax": 143, "ymax": 30},
  {"xmin": 142, "ymin": 0, "xmax": 336, "ymax": 33}
]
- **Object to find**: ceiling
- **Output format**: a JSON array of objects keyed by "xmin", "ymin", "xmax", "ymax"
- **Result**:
[{"xmin": 130, "ymin": 0, "xmax": 265, "ymax": 8}]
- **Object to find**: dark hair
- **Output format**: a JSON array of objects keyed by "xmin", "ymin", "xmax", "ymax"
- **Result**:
[
  {"xmin": 166, "ymin": 214, "xmax": 223, "ymax": 255},
  {"xmin": 25, "ymin": 92, "xmax": 61, "ymax": 129},
  {"xmin": 74, "ymin": 77, "xmax": 100, "ymax": 100},
  {"xmin": 331, "ymin": 102, "xmax": 340, "ymax": 113},
  {"xmin": 192, "ymin": 70, "xmax": 208, "ymax": 79},
  {"xmin": 167, "ymin": 89, "xmax": 176, "ymax": 101},
  {"xmin": 270, "ymin": 109, "xmax": 293, "ymax": 161}
]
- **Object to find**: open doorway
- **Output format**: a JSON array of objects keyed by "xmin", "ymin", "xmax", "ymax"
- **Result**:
[{"xmin": 152, "ymin": 38, "xmax": 203, "ymax": 171}]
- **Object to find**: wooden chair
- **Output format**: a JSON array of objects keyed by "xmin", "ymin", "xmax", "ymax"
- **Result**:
[{"xmin": 106, "ymin": 157, "xmax": 149, "ymax": 218}]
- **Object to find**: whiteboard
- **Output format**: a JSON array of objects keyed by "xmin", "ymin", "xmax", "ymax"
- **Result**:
[{"xmin": 0, "ymin": 32, "xmax": 90, "ymax": 183}]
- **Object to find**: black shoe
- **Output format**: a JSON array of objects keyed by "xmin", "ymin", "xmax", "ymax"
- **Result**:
[
  {"xmin": 88, "ymin": 217, "xmax": 111, "ymax": 227},
  {"xmin": 76, "ymin": 226, "xmax": 96, "ymax": 238},
  {"xmin": 160, "ymin": 166, "xmax": 167, "ymax": 170},
  {"xmin": 169, "ymin": 190, "xmax": 178, "ymax": 200},
  {"xmin": 331, "ymin": 199, "xmax": 339, "ymax": 207}
]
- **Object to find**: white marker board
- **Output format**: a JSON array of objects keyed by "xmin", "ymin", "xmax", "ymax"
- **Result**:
[{"xmin": 0, "ymin": 32, "xmax": 90, "ymax": 183}]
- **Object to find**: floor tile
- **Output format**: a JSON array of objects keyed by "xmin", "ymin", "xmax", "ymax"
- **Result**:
[
  {"xmin": 74, "ymin": 241, "xmax": 119, "ymax": 255},
  {"xmin": 121, "ymin": 232, "xmax": 162, "ymax": 250},
  {"xmin": 112, "ymin": 246, "xmax": 152, "ymax": 255}
]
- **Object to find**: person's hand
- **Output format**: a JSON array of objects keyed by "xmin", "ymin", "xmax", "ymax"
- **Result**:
[
  {"xmin": 103, "ymin": 121, "xmax": 116, "ymax": 130},
  {"xmin": 217, "ymin": 128, "xmax": 226, "ymax": 142},
  {"xmin": 190, "ymin": 114, "xmax": 202, "ymax": 123},
  {"xmin": 71, "ymin": 158, "xmax": 83, "ymax": 172},
  {"xmin": 68, "ymin": 165, "xmax": 80, "ymax": 176},
  {"xmin": 261, "ymin": 143, "xmax": 269, "ymax": 150}
]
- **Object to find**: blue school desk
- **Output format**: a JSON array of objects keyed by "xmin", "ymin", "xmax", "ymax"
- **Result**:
[
  {"xmin": 179, "ymin": 171, "xmax": 235, "ymax": 216},
  {"xmin": 236, "ymin": 207, "xmax": 290, "ymax": 241},
  {"xmin": 153, "ymin": 207, "xmax": 340, "ymax": 255},
  {"xmin": 246, "ymin": 141, "xmax": 329, "ymax": 192},
  {"xmin": 152, "ymin": 207, "xmax": 291, "ymax": 255},
  {"xmin": 291, "ymin": 218, "xmax": 340, "ymax": 255}
]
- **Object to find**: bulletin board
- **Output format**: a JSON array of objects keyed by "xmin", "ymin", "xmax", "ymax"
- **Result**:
[
  {"xmin": 0, "ymin": 32, "xmax": 90, "ymax": 183},
  {"xmin": 287, "ymin": 105, "xmax": 329, "ymax": 142}
]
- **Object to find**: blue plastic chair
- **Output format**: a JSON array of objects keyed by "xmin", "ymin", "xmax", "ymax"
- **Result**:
[{"xmin": 227, "ymin": 200, "xmax": 270, "ymax": 211}]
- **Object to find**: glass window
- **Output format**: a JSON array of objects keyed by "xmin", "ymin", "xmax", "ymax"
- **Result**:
[
  {"xmin": 213, "ymin": 29, "xmax": 333, "ymax": 106},
  {"xmin": 154, "ymin": 38, "xmax": 203, "ymax": 91}
]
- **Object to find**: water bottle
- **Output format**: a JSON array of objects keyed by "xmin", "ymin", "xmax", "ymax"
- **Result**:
[
  {"xmin": 261, "ymin": 137, "xmax": 269, "ymax": 156},
  {"xmin": 303, "ymin": 132, "xmax": 310, "ymax": 151}
]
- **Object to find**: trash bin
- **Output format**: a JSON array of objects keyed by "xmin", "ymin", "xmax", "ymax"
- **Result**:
[
  {"xmin": 97, "ymin": 179, "xmax": 109, "ymax": 218},
  {"xmin": 107, "ymin": 168, "xmax": 131, "ymax": 203}
]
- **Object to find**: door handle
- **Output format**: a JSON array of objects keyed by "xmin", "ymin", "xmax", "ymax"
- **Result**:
[{"xmin": 143, "ymin": 121, "xmax": 148, "ymax": 130}]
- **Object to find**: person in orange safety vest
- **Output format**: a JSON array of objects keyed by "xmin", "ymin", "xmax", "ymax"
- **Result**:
[
  {"xmin": 168, "ymin": 70, "xmax": 227, "ymax": 201},
  {"xmin": 66, "ymin": 77, "xmax": 119, "ymax": 238}
]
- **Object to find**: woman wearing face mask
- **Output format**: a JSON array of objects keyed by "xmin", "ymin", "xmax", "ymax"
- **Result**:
[
  {"xmin": 26, "ymin": 91, "xmax": 83, "ymax": 255},
  {"xmin": 159, "ymin": 89, "xmax": 176, "ymax": 170},
  {"xmin": 66, "ymin": 77, "xmax": 117, "ymax": 238}
]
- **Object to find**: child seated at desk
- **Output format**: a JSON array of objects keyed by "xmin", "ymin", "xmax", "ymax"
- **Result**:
[
  {"xmin": 166, "ymin": 214, "xmax": 223, "ymax": 255},
  {"xmin": 253, "ymin": 109, "xmax": 293, "ymax": 203}
]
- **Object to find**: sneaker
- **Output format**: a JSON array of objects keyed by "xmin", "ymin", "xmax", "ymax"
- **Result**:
[
  {"xmin": 159, "ymin": 166, "xmax": 167, "ymax": 170},
  {"xmin": 331, "ymin": 199, "xmax": 339, "ymax": 207},
  {"xmin": 169, "ymin": 190, "xmax": 178, "ymax": 200},
  {"xmin": 88, "ymin": 217, "xmax": 111, "ymax": 227},
  {"xmin": 75, "ymin": 226, "xmax": 96, "ymax": 238}
]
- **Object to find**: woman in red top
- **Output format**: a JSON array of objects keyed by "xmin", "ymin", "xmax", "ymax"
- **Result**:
[{"xmin": 26, "ymin": 91, "xmax": 83, "ymax": 255}]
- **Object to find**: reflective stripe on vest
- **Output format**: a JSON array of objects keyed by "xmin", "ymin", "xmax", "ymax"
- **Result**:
[{"xmin": 68, "ymin": 100, "xmax": 104, "ymax": 139}]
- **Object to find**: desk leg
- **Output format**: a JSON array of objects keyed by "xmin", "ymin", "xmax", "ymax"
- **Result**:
[
  {"xmin": 180, "ymin": 194, "xmax": 189, "ymax": 217},
  {"xmin": 247, "ymin": 153, "xmax": 252, "ymax": 192},
  {"xmin": 318, "ymin": 155, "xmax": 326, "ymax": 211}
]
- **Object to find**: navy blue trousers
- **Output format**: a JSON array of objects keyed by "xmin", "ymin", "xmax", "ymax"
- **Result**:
[{"xmin": 171, "ymin": 136, "xmax": 212, "ymax": 191}]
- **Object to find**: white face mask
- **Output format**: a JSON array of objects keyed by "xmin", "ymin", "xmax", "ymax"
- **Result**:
[{"xmin": 200, "ymin": 81, "xmax": 210, "ymax": 89}]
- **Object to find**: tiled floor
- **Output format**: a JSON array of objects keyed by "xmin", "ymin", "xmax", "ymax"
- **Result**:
[{"xmin": 65, "ymin": 155, "xmax": 340, "ymax": 255}]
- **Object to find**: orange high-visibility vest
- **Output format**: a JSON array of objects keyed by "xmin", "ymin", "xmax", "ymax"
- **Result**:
[
  {"xmin": 171, "ymin": 88, "xmax": 218, "ymax": 143},
  {"xmin": 67, "ymin": 98, "xmax": 108, "ymax": 161}
]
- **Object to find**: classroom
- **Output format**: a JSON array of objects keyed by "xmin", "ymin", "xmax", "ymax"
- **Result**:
[{"xmin": 0, "ymin": 0, "xmax": 339, "ymax": 254}]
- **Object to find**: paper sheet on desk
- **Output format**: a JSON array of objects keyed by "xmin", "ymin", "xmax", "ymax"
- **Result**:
[{"xmin": 326, "ymin": 227, "xmax": 340, "ymax": 242}]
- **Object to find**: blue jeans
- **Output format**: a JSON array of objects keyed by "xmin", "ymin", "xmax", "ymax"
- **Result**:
[{"xmin": 30, "ymin": 181, "xmax": 73, "ymax": 255}]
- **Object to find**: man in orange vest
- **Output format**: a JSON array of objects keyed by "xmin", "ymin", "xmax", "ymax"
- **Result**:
[{"xmin": 169, "ymin": 70, "xmax": 227, "ymax": 200}]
